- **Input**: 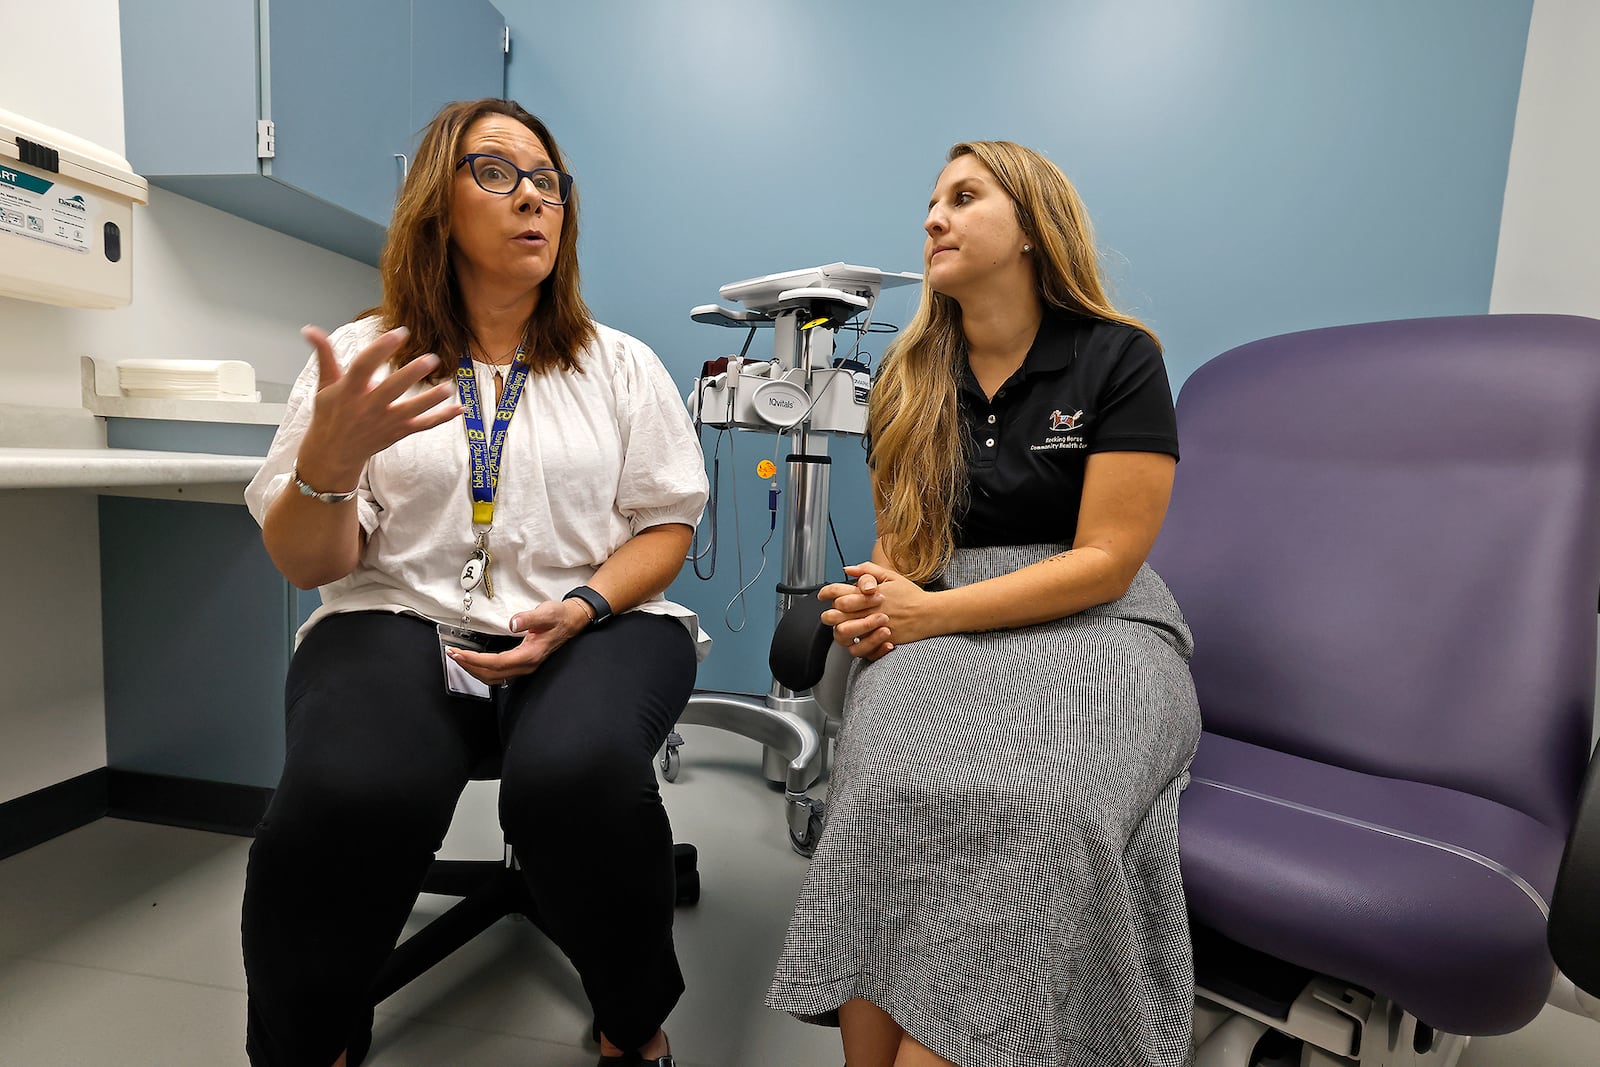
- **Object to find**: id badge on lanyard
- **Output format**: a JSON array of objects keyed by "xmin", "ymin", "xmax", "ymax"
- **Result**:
[{"xmin": 439, "ymin": 346, "xmax": 530, "ymax": 696}]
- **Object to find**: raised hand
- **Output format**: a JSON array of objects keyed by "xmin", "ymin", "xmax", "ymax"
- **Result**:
[{"xmin": 293, "ymin": 325, "xmax": 464, "ymax": 489}]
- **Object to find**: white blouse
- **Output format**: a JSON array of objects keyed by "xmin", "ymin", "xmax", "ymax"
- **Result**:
[{"xmin": 245, "ymin": 316, "xmax": 711, "ymax": 658}]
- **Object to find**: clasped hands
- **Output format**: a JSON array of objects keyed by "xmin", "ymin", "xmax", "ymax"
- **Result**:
[{"xmin": 820, "ymin": 562, "xmax": 933, "ymax": 661}]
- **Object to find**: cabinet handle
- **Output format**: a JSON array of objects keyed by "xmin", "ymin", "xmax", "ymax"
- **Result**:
[{"xmin": 394, "ymin": 153, "xmax": 409, "ymax": 179}]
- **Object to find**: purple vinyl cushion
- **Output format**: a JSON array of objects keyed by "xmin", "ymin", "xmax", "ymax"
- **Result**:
[{"xmin": 1148, "ymin": 315, "xmax": 1600, "ymax": 1034}]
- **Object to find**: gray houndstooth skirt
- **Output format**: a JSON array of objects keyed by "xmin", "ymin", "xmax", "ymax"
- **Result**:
[{"xmin": 767, "ymin": 545, "xmax": 1201, "ymax": 1067}]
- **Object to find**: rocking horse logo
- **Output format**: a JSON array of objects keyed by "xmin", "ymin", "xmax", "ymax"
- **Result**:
[{"xmin": 1049, "ymin": 409, "xmax": 1085, "ymax": 432}]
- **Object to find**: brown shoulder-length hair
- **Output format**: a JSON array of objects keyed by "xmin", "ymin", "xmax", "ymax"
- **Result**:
[
  {"xmin": 868, "ymin": 140, "xmax": 1159, "ymax": 583},
  {"xmin": 363, "ymin": 98, "xmax": 595, "ymax": 378}
]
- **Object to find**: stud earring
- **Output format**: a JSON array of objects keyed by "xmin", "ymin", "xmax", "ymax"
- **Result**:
[{"xmin": 1023, "ymin": 244, "xmax": 1032, "ymax": 252}]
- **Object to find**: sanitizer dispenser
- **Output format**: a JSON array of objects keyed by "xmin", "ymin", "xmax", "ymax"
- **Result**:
[{"xmin": 0, "ymin": 107, "xmax": 149, "ymax": 309}]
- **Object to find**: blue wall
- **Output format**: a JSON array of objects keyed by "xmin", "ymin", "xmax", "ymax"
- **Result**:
[{"xmin": 503, "ymin": 0, "xmax": 1532, "ymax": 693}]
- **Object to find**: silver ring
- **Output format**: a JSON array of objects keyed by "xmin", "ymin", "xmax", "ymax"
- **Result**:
[{"xmin": 852, "ymin": 637, "xmax": 861, "ymax": 645}]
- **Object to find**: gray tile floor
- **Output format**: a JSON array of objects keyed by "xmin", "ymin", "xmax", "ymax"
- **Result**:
[{"xmin": 0, "ymin": 724, "xmax": 1596, "ymax": 1066}]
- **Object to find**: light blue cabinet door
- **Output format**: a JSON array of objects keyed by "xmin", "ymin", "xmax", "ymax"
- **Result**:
[
  {"xmin": 410, "ymin": 0, "xmax": 507, "ymax": 146},
  {"xmin": 100, "ymin": 498, "xmax": 292, "ymax": 790},
  {"xmin": 265, "ymin": 0, "xmax": 413, "ymax": 227},
  {"xmin": 120, "ymin": 0, "xmax": 262, "ymax": 178},
  {"xmin": 121, "ymin": 0, "xmax": 506, "ymax": 258}
]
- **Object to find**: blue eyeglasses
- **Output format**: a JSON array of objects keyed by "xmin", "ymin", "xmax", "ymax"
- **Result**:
[{"xmin": 456, "ymin": 154, "xmax": 573, "ymax": 205}]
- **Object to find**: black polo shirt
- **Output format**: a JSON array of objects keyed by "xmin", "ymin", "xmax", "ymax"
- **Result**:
[{"xmin": 954, "ymin": 311, "xmax": 1179, "ymax": 548}]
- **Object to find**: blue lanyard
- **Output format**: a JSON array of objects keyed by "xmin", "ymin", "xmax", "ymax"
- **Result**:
[{"xmin": 458, "ymin": 349, "xmax": 532, "ymax": 528}]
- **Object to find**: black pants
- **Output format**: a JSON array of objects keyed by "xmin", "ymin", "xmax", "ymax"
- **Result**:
[{"xmin": 242, "ymin": 610, "xmax": 696, "ymax": 1066}]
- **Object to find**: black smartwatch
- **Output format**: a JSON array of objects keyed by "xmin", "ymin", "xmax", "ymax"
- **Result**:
[{"xmin": 563, "ymin": 585, "xmax": 613, "ymax": 627}]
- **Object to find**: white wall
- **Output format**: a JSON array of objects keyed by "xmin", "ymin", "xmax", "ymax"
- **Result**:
[
  {"xmin": 1490, "ymin": 0, "xmax": 1600, "ymax": 318},
  {"xmin": 1488, "ymin": 0, "xmax": 1600, "ymax": 746},
  {"xmin": 0, "ymin": 0, "xmax": 379, "ymax": 803},
  {"xmin": 0, "ymin": 0, "xmax": 127, "ymax": 159}
]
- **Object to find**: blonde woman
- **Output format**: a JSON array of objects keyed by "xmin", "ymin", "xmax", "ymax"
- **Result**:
[{"xmin": 768, "ymin": 142, "xmax": 1201, "ymax": 1067}]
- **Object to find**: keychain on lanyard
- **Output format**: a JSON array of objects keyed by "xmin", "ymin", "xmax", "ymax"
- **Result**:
[{"xmin": 456, "ymin": 340, "xmax": 531, "ymax": 630}]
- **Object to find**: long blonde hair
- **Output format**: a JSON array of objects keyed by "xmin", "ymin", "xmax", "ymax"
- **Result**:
[
  {"xmin": 364, "ymin": 99, "xmax": 595, "ymax": 379},
  {"xmin": 868, "ymin": 141, "xmax": 1158, "ymax": 582}
]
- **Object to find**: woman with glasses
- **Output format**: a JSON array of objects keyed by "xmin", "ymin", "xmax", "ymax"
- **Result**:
[{"xmin": 241, "ymin": 98, "xmax": 706, "ymax": 1067}]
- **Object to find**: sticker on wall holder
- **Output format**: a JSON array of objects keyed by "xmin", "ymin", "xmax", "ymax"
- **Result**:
[{"xmin": 0, "ymin": 166, "xmax": 93, "ymax": 255}]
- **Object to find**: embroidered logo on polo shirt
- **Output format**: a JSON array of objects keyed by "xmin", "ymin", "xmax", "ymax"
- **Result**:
[{"xmin": 1032, "ymin": 408, "xmax": 1088, "ymax": 452}]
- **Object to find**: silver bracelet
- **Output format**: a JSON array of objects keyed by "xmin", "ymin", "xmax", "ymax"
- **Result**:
[{"xmin": 290, "ymin": 463, "xmax": 358, "ymax": 504}]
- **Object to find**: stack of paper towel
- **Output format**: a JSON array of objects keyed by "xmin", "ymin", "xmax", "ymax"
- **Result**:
[{"xmin": 117, "ymin": 359, "xmax": 260, "ymax": 402}]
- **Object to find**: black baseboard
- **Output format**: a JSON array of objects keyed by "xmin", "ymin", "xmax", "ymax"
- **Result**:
[
  {"xmin": 0, "ymin": 768, "xmax": 109, "ymax": 861},
  {"xmin": 107, "ymin": 770, "xmax": 272, "ymax": 837},
  {"xmin": 0, "ymin": 770, "xmax": 273, "ymax": 861}
]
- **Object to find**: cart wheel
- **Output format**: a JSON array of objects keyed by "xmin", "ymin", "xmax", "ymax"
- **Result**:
[
  {"xmin": 659, "ymin": 731, "xmax": 684, "ymax": 782},
  {"xmin": 789, "ymin": 799, "xmax": 826, "ymax": 857}
]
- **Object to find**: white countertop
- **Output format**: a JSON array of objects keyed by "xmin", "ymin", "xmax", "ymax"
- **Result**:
[
  {"xmin": 0, "ymin": 446, "xmax": 263, "ymax": 488},
  {"xmin": 0, "ymin": 446, "xmax": 263, "ymax": 504},
  {"xmin": 0, "ymin": 402, "xmax": 266, "ymax": 504}
]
